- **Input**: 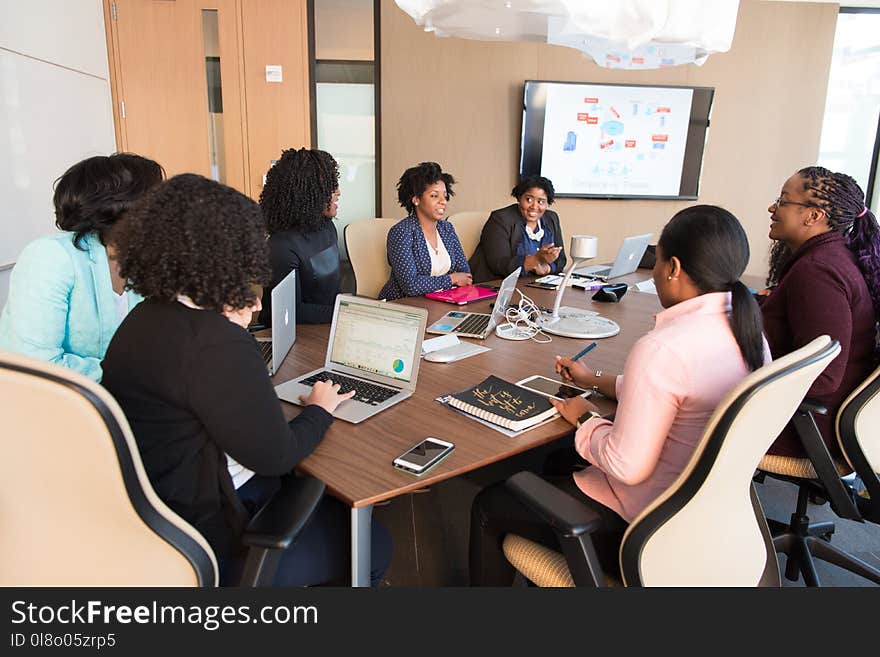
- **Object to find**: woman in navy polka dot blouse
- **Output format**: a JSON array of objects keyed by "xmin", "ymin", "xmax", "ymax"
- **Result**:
[{"xmin": 378, "ymin": 162, "xmax": 472, "ymax": 300}]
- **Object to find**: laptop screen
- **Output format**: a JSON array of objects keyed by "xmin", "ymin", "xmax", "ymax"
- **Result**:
[{"xmin": 329, "ymin": 300, "xmax": 424, "ymax": 383}]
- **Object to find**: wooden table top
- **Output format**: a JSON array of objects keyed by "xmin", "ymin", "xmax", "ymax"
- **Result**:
[{"xmin": 273, "ymin": 274, "xmax": 662, "ymax": 507}]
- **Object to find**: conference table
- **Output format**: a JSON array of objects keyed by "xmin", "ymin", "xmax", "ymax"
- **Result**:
[{"xmin": 272, "ymin": 273, "xmax": 662, "ymax": 586}]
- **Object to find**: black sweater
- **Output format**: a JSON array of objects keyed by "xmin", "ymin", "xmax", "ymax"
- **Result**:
[
  {"xmin": 101, "ymin": 299, "xmax": 333, "ymax": 557},
  {"xmin": 259, "ymin": 221, "xmax": 341, "ymax": 326}
]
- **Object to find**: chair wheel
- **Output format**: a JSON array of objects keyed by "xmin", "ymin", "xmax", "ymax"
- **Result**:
[{"xmin": 808, "ymin": 492, "xmax": 828, "ymax": 505}]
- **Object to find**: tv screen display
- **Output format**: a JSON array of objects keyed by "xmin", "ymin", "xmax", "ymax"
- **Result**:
[{"xmin": 519, "ymin": 80, "xmax": 714, "ymax": 200}]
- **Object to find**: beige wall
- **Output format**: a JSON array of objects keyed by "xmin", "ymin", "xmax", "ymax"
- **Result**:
[
  {"xmin": 380, "ymin": 0, "xmax": 838, "ymax": 277},
  {"xmin": 315, "ymin": 0, "xmax": 374, "ymax": 60}
]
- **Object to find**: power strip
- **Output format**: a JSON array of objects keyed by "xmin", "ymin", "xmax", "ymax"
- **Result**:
[{"xmin": 495, "ymin": 322, "xmax": 533, "ymax": 341}]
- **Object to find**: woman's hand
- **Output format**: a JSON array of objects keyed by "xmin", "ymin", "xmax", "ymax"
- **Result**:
[
  {"xmin": 549, "ymin": 395, "xmax": 600, "ymax": 427},
  {"xmin": 300, "ymin": 379, "xmax": 356, "ymax": 414},
  {"xmin": 536, "ymin": 244, "xmax": 563, "ymax": 265},
  {"xmin": 450, "ymin": 271, "xmax": 473, "ymax": 287},
  {"xmin": 555, "ymin": 355, "xmax": 592, "ymax": 388},
  {"xmin": 523, "ymin": 254, "xmax": 550, "ymax": 275}
]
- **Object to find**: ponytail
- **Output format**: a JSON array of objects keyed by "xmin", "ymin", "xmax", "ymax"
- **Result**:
[
  {"xmin": 729, "ymin": 280, "xmax": 765, "ymax": 372},
  {"xmin": 658, "ymin": 205, "xmax": 766, "ymax": 372},
  {"xmin": 847, "ymin": 206, "xmax": 880, "ymax": 321}
]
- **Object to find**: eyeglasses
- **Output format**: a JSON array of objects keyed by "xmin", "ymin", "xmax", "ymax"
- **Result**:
[{"xmin": 772, "ymin": 196, "xmax": 817, "ymax": 209}]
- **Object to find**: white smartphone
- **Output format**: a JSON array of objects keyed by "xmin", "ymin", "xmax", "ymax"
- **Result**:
[
  {"xmin": 392, "ymin": 437, "xmax": 455, "ymax": 476},
  {"xmin": 516, "ymin": 375, "xmax": 591, "ymax": 400}
]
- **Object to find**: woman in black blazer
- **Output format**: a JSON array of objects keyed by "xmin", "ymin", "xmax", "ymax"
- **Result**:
[{"xmin": 468, "ymin": 175, "xmax": 566, "ymax": 283}]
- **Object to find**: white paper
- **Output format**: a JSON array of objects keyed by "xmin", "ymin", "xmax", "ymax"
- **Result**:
[
  {"xmin": 265, "ymin": 65, "xmax": 283, "ymax": 82},
  {"xmin": 421, "ymin": 333, "xmax": 460, "ymax": 354},
  {"xmin": 633, "ymin": 278, "xmax": 657, "ymax": 294}
]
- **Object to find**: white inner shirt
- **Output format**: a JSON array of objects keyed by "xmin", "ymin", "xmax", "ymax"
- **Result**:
[{"xmin": 425, "ymin": 232, "xmax": 452, "ymax": 277}]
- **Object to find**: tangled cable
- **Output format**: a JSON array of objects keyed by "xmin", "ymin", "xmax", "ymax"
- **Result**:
[{"xmin": 499, "ymin": 290, "xmax": 552, "ymax": 343}]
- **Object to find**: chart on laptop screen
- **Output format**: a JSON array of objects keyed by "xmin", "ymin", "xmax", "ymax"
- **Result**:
[{"xmin": 330, "ymin": 302, "xmax": 422, "ymax": 382}]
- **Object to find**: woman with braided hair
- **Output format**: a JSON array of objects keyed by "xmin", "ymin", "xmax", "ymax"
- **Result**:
[
  {"xmin": 761, "ymin": 166, "xmax": 880, "ymax": 458},
  {"xmin": 258, "ymin": 147, "xmax": 342, "ymax": 325}
]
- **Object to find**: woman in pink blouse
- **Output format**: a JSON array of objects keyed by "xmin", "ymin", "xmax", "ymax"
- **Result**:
[{"xmin": 469, "ymin": 205, "xmax": 769, "ymax": 585}]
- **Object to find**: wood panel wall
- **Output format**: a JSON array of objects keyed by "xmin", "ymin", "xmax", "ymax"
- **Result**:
[{"xmin": 379, "ymin": 0, "xmax": 838, "ymax": 277}]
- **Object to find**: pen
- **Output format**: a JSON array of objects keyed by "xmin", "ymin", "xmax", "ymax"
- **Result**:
[{"xmin": 558, "ymin": 341, "xmax": 598, "ymax": 380}]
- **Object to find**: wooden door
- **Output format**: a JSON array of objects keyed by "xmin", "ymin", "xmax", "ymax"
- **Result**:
[{"xmin": 105, "ymin": 0, "xmax": 248, "ymax": 193}]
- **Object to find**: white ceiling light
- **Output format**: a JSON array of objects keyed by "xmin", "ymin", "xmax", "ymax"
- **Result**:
[{"xmin": 395, "ymin": 0, "xmax": 740, "ymax": 68}]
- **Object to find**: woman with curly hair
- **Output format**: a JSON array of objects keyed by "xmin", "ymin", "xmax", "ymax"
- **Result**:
[
  {"xmin": 760, "ymin": 166, "xmax": 880, "ymax": 459},
  {"xmin": 101, "ymin": 174, "xmax": 391, "ymax": 586},
  {"xmin": 258, "ymin": 147, "xmax": 341, "ymax": 325},
  {"xmin": 468, "ymin": 175, "xmax": 566, "ymax": 283},
  {"xmin": 378, "ymin": 161, "xmax": 472, "ymax": 300},
  {"xmin": 0, "ymin": 152, "xmax": 163, "ymax": 381}
]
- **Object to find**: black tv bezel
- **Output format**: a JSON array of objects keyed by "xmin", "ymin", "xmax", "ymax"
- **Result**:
[{"xmin": 519, "ymin": 79, "xmax": 715, "ymax": 201}]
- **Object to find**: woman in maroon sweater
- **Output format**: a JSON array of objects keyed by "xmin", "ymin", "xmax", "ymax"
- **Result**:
[{"xmin": 761, "ymin": 166, "xmax": 880, "ymax": 458}]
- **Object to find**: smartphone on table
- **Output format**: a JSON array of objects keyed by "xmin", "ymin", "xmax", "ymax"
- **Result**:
[
  {"xmin": 392, "ymin": 437, "xmax": 455, "ymax": 476},
  {"xmin": 516, "ymin": 375, "xmax": 590, "ymax": 400}
]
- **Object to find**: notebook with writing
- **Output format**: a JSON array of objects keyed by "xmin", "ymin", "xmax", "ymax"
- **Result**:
[
  {"xmin": 425, "ymin": 285, "xmax": 498, "ymax": 305},
  {"xmin": 447, "ymin": 375, "xmax": 558, "ymax": 432}
]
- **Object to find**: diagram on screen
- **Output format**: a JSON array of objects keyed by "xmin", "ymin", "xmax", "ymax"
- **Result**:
[{"xmin": 542, "ymin": 84, "xmax": 694, "ymax": 196}]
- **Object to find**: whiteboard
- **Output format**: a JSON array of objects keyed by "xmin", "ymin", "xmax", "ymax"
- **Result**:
[{"xmin": 0, "ymin": 48, "xmax": 116, "ymax": 268}]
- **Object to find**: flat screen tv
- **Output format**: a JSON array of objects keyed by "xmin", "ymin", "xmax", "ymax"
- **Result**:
[{"xmin": 520, "ymin": 80, "xmax": 714, "ymax": 200}]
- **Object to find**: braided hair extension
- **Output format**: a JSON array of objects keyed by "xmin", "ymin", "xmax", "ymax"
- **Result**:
[
  {"xmin": 259, "ymin": 148, "xmax": 340, "ymax": 234},
  {"xmin": 767, "ymin": 166, "xmax": 880, "ymax": 320},
  {"xmin": 396, "ymin": 162, "xmax": 455, "ymax": 215}
]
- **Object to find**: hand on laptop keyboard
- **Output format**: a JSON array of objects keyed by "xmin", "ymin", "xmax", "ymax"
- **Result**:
[{"xmin": 300, "ymin": 378, "xmax": 356, "ymax": 414}]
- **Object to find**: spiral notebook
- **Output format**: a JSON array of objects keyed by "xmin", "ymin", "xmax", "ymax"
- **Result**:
[{"xmin": 445, "ymin": 375, "xmax": 558, "ymax": 432}]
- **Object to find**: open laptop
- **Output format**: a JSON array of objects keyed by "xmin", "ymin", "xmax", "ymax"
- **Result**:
[
  {"xmin": 574, "ymin": 233, "xmax": 652, "ymax": 280},
  {"xmin": 255, "ymin": 269, "xmax": 296, "ymax": 376},
  {"xmin": 425, "ymin": 267, "xmax": 521, "ymax": 339},
  {"xmin": 274, "ymin": 295, "xmax": 428, "ymax": 424}
]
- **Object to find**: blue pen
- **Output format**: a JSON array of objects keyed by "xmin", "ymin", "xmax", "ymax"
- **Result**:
[{"xmin": 558, "ymin": 341, "xmax": 597, "ymax": 380}]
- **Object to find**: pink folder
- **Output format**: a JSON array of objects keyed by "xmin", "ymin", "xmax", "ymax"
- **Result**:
[{"xmin": 425, "ymin": 285, "xmax": 498, "ymax": 305}]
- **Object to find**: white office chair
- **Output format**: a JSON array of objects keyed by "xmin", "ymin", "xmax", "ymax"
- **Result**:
[
  {"xmin": 448, "ymin": 210, "xmax": 490, "ymax": 261},
  {"xmin": 502, "ymin": 336, "xmax": 840, "ymax": 586},
  {"xmin": 344, "ymin": 218, "xmax": 397, "ymax": 298}
]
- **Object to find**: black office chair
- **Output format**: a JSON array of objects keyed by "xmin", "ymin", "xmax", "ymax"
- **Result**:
[
  {"xmin": 756, "ymin": 363, "xmax": 880, "ymax": 586},
  {"xmin": 502, "ymin": 336, "xmax": 840, "ymax": 586},
  {"xmin": 0, "ymin": 349, "xmax": 324, "ymax": 586}
]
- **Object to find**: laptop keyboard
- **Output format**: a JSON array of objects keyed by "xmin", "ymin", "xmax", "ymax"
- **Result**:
[
  {"xmin": 298, "ymin": 371, "xmax": 399, "ymax": 405},
  {"xmin": 257, "ymin": 340, "xmax": 272, "ymax": 365},
  {"xmin": 452, "ymin": 314, "xmax": 490, "ymax": 335},
  {"xmin": 589, "ymin": 267, "xmax": 611, "ymax": 278}
]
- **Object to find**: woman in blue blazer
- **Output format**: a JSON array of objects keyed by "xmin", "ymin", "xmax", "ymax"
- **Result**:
[
  {"xmin": 378, "ymin": 162, "xmax": 472, "ymax": 300},
  {"xmin": 0, "ymin": 153, "xmax": 163, "ymax": 381}
]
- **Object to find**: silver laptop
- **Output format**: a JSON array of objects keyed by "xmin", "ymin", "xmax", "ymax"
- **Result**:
[
  {"xmin": 274, "ymin": 295, "xmax": 428, "ymax": 424},
  {"xmin": 425, "ymin": 267, "xmax": 521, "ymax": 339},
  {"xmin": 574, "ymin": 233, "xmax": 652, "ymax": 280},
  {"xmin": 256, "ymin": 269, "xmax": 297, "ymax": 376}
]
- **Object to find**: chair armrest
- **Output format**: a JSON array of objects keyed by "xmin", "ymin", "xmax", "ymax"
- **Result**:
[
  {"xmin": 242, "ymin": 476, "xmax": 325, "ymax": 550},
  {"xmin": 506, "ymin": 471, "xmax": 602, "ymax": 538},
  {"xmin": 799, "ymin": 398, "xmax": 828, "ymax": 415}
]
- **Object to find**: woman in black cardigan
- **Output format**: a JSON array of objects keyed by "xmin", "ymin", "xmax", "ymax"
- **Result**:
[
  {"xmin": 102, "ymin": 174, "xmax": 391, "ymax": 586},
  {"xmin": 258, "ymin": 147, "xmax": 342, "ymax": 325},
  {"xmin": 469, "ymin": 175, "xmax": 567, "ymax": 283}
]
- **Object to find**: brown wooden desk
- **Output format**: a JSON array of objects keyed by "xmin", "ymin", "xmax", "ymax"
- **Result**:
[{"xmin": 272, "ymin": 274, "xmax": 662, "ymax": 585}]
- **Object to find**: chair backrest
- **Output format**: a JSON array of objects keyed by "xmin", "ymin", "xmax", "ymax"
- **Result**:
[
  {"xmin": 837, "ymin": 363, "xmax": 880, "ymax": 510},
  {"xmin": 621, "ymin": 336, "xmax": 840, "ymax": 586},
  {"xmin": 0, "ymin": 350, "xmax": 217, "ymax": 586},
  {"xmin": 448, "ymin": 210, "xmax": 489, "ymax": 261},
  {"xmin": 344, "ymin": 217, "xmax": 398, "ymax": 298}
]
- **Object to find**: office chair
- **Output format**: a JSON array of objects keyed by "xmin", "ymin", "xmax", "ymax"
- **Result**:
[
  {"xmin": 755, "ymin": 363, "xmax": 880, "ymax": 586},
  {"xmin": 501, "ymin": 336, "xmax": 840, "ymax": 586},
  {"xmin": 0, "ymin": 350, "xmax": 324, "ymax": 586},
  {"xmin": 344, "ymin": 218, "xmax": 397, "ymax": 298},
  {"xmin": 447, "ymin": 210, "xmax": 489, "ymax": 261}
]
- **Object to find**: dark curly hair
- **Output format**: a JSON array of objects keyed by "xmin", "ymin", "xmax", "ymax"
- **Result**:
[
  {"xmin": 117, "ymin": 174, "xmax": 270, "ymax": 312},
  {"xmin": 259, "ymin": 148, "xmax": 339, "ymax": 234},
  {"xmin": 54, "ymin": 152, "xmax": 164, "ymax": 249},
  {"xmin": 512, "ymin": 175, "xmax": 555, "ymax": 204},
  {"xmin": 767, "ymin": 166, "xmax": 880, "ymax": 321},
  {"xmin": 396, "ymin": 162, "xmax": 455, "ymax": 214}
]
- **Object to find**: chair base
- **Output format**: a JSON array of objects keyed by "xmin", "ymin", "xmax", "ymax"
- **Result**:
[{"xmin": 769, "ymin": 487, "xmax": 880, "ymax": 586}]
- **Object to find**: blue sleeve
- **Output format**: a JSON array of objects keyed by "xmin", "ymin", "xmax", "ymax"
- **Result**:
[
  {"xmin": 386, "ymin": 223, "xmax": 453, "ymax": 296},
  {"xmin": 0, "ymin": 238, "xmax": 103, "ymax": 380},
  {"xmin": 444, "ymin": 225, "xmax": 470, "ymax": 274}
]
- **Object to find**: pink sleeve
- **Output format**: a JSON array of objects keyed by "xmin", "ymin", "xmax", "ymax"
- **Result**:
[{"xmin": 573, "ymin": 335, "xmax": 687, "ymax": 485}]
